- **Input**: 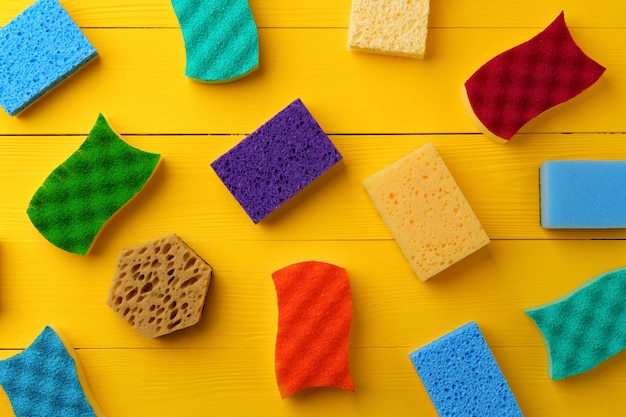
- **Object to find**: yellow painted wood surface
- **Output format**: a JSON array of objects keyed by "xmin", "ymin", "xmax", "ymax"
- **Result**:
[{"xmin": 1, "ymin": 1, "xmax": 625, "ymax": 416}]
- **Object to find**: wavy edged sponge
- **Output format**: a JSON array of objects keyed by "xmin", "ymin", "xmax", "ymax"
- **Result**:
[
  {"xmin": 0, "ymin": 326, "xmax": 106, "ymax": 417},
  {"xmin": 271, "ymin": 261, "xmax": 354, "ymax": 398},
  {"xmin": 0, "ymin": 0, "xmax": 98, "ymax": 116},
  {"xmin": 27, "ymin": 114, "xmax": 161, "ymax": 255},
  {"xmin": 526, "ymin": 267, "xmax": 626, "ymax": 379},
  {"xmin": 409, "ymin": 322, "xmax": 523, "ymax": 417},
  {"xmin": 169, "ymin": 0, "xmax": 259, "ymax": 83},
  {"xmin": 462, "ymin": 11, "xmax": 605, "ymax": 142}
]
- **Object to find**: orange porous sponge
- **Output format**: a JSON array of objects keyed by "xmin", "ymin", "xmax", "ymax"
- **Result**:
[
  {"xmin": 271, "ymin": 261, "xmax": 354, "ymax": 398},
  {"xmin": 363, "ymin": 142, "xmax": 490, "ymax": 281}
]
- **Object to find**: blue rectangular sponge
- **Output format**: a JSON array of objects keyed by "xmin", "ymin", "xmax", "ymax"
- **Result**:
[
  {"xmin": 540, "ymin": 160, "xmax": 626, "ymax": 229},
  {"xmin": 408, "ymin": 322, "xmax": 523, "ymax": 417},
  {"xmin": 0, "ymin": 0, "xmax": 98, "ymax": 116}
]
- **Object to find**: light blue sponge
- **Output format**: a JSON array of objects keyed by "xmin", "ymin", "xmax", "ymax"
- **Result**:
[
  {"xmin": 540, "ymin": 160, "xmax": 626, "ymax": 228},
  {"xmin": 0, "ymin": 0, "xmax": 98, "ymax": 116},
  {"xmin": 0, "ymin": 326, "xmax": 105, "ymax": 416},
  {"xmin": 409, "ymin": 322, "xmax": 524, "ymax": 417},
  {"xmin": 169, "ymin": 0, "xmax": 259, "ymax": 83}
]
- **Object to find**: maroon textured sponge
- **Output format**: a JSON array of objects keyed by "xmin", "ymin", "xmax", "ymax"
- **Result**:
[{"xmin": 211, "ymin": 99, "xmax": 342, "ymax": 223}]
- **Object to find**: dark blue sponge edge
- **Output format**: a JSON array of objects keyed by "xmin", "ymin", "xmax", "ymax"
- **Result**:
[{"xmin": 408, "ymin": 322, "xmax": 524, "ymax": 417}]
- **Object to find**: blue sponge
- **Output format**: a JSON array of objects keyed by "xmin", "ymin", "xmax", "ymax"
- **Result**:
[
  {"xmin": 540, "ymin": 160, "xmax": 626, "ymax": 228},
  {"xmin": 408, "ymin": 322, "xmax": 523, "ymax": 417},
  {"xmin": 0, "ymin": 326, "xmax": 106, "ymax": 416},
  {"xmin": 0, "ymin": 0, "xmax": 98, "ymax": 116}
]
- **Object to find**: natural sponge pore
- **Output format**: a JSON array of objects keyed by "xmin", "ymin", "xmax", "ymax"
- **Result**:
[
  {"xmin": 0, "ymin": 0, "xmax": 98, "ymax": 116},
  {"xmin": 409, "ymin": 322, "xmax": 523, "ymax": 417},
  {"xmin": 107, "ymin": 234, "xmax": 212, "ymax": 338},
  {"xmin": 26, "ymin": 114, "xmax": 161, "ymax": 255},
  {"xmin": 211, "ymin": 98, "xmax": 343, "ymax": 223},
  {"xmin": 0, "ymin": 326, "xmax": 107, "ymax": 417},
  {"xmin": 271, "ymin": 261, "xmax": 354, "ymax": 398},
  {"xmin": 348, "ymin": 0, "xmax": 430, "ymax": 58},
  {"xmin": 463, "ymin": 12, "xmax": 605, "ymax": 142},
  {"xmin": 169, "ymin": 0, "xmax": 259, "ymax": 82},
  {"xmin": 525, "ymin": 267, "xmax": 626, "ymax": 379},
  {"xmin": 363, "ymin": 142, "xmax": 489, "ymax": 281}
]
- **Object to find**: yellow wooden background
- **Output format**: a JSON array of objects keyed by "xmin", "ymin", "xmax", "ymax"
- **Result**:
[{"xmin": 1, "ymin": 1, "xmax": 626, "ymax": 415}]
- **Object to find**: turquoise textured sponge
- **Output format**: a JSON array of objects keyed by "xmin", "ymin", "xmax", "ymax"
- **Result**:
[
  {"xmin": 0, "ymin": 0, "xmax": 98, "ymax": 116},
  {"xmin": 27, "ymin": 114, "xmax": 161, "ymax": 255},
  {"xmin": 526, "ymin": 267, "xmax": 626, "ymax": 379},
  {"xmin": 0, "ymin": 326, "xmax": 106, "ymax": 416},
  {"xmin": 169, "ymin": 0, "xmax": 259, "ymax": 83},
  {"xmin": 540, "ymin": 160, "xmax": 626, "ymax": 228},
  {"xmin": 409, "ymin": 322, "xmax": 523, "ymax": 417}
]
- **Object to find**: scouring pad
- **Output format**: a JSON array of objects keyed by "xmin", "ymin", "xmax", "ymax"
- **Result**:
[
  {"xmin": 540, "ymin": 160, "xmax": 626, "ymax": 229},
  {"xmin": 27, "ymin": 114, "xmax": 161, "ymax": 255},
  {"xmin": 462, "ymin": 12, "xmax": 605, "ymax": 142},
  {"xmin": 0, "ymin": 326, "xmax": 107, "ymax": 416},
  {"xmin": 526, "ymin": 267, "xmax": 626, "ymax": 379},
  {"xmin": 0, "ymin": 0, "xmax": 98, "ymax": 116},
  {"xmin": 409, "ymin": 322, "xmax": 524, "ymax": 417},
  {"xmin": 271, "ymin": 261, "xmax": 354, "ymax": 398},
  {"xmin": 169, "ymin": 0, "xmax": 259, "ymax": 83},
  {"xmin": 211, "ymin": 98, "xmax": 343, "ymax": 223}
]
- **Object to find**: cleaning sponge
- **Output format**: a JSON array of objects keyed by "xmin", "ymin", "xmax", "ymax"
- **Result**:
[
  {"xmin": 27, "ymin": 114, "xmax": 161, "ymax": 255},
  {"xmin": 271, "ymin": 261, "xmax": 354, "ymax": 398},
  {"xmin": 169, "ymin": 0, "xmax": 259, "ymax": 83},
  {"xmin": 409, "ymin": 322, "xmax": 523, "ymax": 417},
  {"xmin": 0, "ymin": 0, "xmax": 98, "ymax": 116},
  {"xmin": 348, "ymin": 0, "xmax": 430, "ymax": 58},
  {"xmin": 0, "ymin": 326, "xmax": 106, "ymax": 417},
  {"xmin": 211, "ymin": 99, "xmax": 342, "ymax": 223},
  {"xmin": 462, "ymin": 12, "xmax": 605, "ymax": 142},
  {"xmin": 525, "ymin": 267, "xmax": 626, "ymax": 379},
  {"xmin": 540, "ymin": 160, "xmax": 626, "ymax": 228},
  {"xmin": 362, "ymin": 142, "xmax": 489, "ymax": 281}
]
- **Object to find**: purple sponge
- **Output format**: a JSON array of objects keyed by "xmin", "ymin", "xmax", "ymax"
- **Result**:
[
  {"xmin": 211, "ymin": 99, "xmax": 342, "ymax": 223},
  {"xmin": 408, "ymin": 322, "xmax": 524, "ymax": 417}
]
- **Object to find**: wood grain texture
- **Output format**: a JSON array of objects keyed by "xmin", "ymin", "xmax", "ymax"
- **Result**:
[{"xmin": 1, "ymin": 1, "xmax": 626, "ymax": 416}]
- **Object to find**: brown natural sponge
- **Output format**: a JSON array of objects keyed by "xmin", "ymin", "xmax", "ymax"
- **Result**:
[{"xmin": 106, "ymin": 234, "xmax": 212, "ymax": 338}]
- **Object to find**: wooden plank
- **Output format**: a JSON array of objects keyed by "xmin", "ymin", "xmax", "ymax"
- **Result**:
[
  {"xmin": 0, "ymin": 28, "xmax": 620, "ymax": 135},
  {"xmin": 1, "ymin": 1, "xmax": 624, "ymax": 29},
  {"xmin": 4, "ymin": 134, "xmax": 626, "ymax": 242}
]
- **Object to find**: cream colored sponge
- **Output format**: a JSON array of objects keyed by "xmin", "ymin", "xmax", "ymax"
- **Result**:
[
  {"xmin": 107, "ymin": 234, "xmax": 212, "ymax": 338},
  {"xmin": 348, "ymin": 0, "xmax": 430, "ymax": 58},
  {"xmin": 363, "ymin": 142, "xmax": 489, "ymax": 281}
]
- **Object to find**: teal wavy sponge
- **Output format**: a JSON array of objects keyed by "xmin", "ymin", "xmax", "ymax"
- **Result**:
[
  {"xmin": 409, "ymin": 322, "xmax": 523, "ymax": 417},
  {"xmin": 0, "ymin": 326, "xmax": 107, "ymax": 416},
  {"xmin": 0, "ymin": 0, "xmax": 98, "ymax": 116},
  {"xmin": 526, "ymin": 267, "xmax": 626, "ymax": 379},
  {"xmin": 27, "ymin": 114, "xmax": 161, "ymax": 255},
  {"xmin": 169, "ymin": 0, "xmax": 259, "ymax": 83}
]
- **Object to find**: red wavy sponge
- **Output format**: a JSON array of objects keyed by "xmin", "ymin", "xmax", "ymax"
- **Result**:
[
  {"xmin": 463, "ymin": 11, "xmax": 605, "ymax": 142},
  {"xmin": 271, "ymin": 261, "xmax": 354, "ymax": 398}
]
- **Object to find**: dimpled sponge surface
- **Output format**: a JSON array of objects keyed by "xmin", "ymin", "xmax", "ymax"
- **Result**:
[
  {"xmin": 540, "ymin": 160, "xmax": 626, "ymax": 229},
  {"xmin": 0, "ymin": 326, "xmax": 106, "ymax": 417},
  {"xmin": 27, "ymin": 114, "xmax": 161, "ymax": 255},
  {"xmin": 169, "ymin": 0, "xmax": 259, "ymax": 83},
  {"xmin": 463, "ymin": 12, "xmax": 605, "ymax": 142},
  {"xmin": 408, "ymin": 322, "xmax": 524, "ymax": 417},
  {"xmin": 211, "ymin": 99, "xmax": 343, "ymax": 223},
  {"xmin": 525, "ymin": 267, "xmax": 626, "ymax": 380},
  {"xmin": 0, "ymin": 0, "xmax": 98, "ymax": 116},
  {"xmin": 271, "ymin": 261, "xmax": 354, "ymax": 398},
  {"xmin": 362, "ymin": 142, "xmax": 489, "ymax": 281},
  {"xmin": 348, "ymin": 0, "xmax": 430, "ymax": 58}
]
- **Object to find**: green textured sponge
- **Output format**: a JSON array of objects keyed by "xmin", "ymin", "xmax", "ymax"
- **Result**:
[
  {"xmin": 27, "ymin": 114, "xmax": 161, "ymax": 255},
  {"xmin": 525, "ymin": 267, "xmax": 626, "ymax": 380},
  {"xmin": 169, "ymin": 0, "xmax": 259, "ymax": 83}
]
